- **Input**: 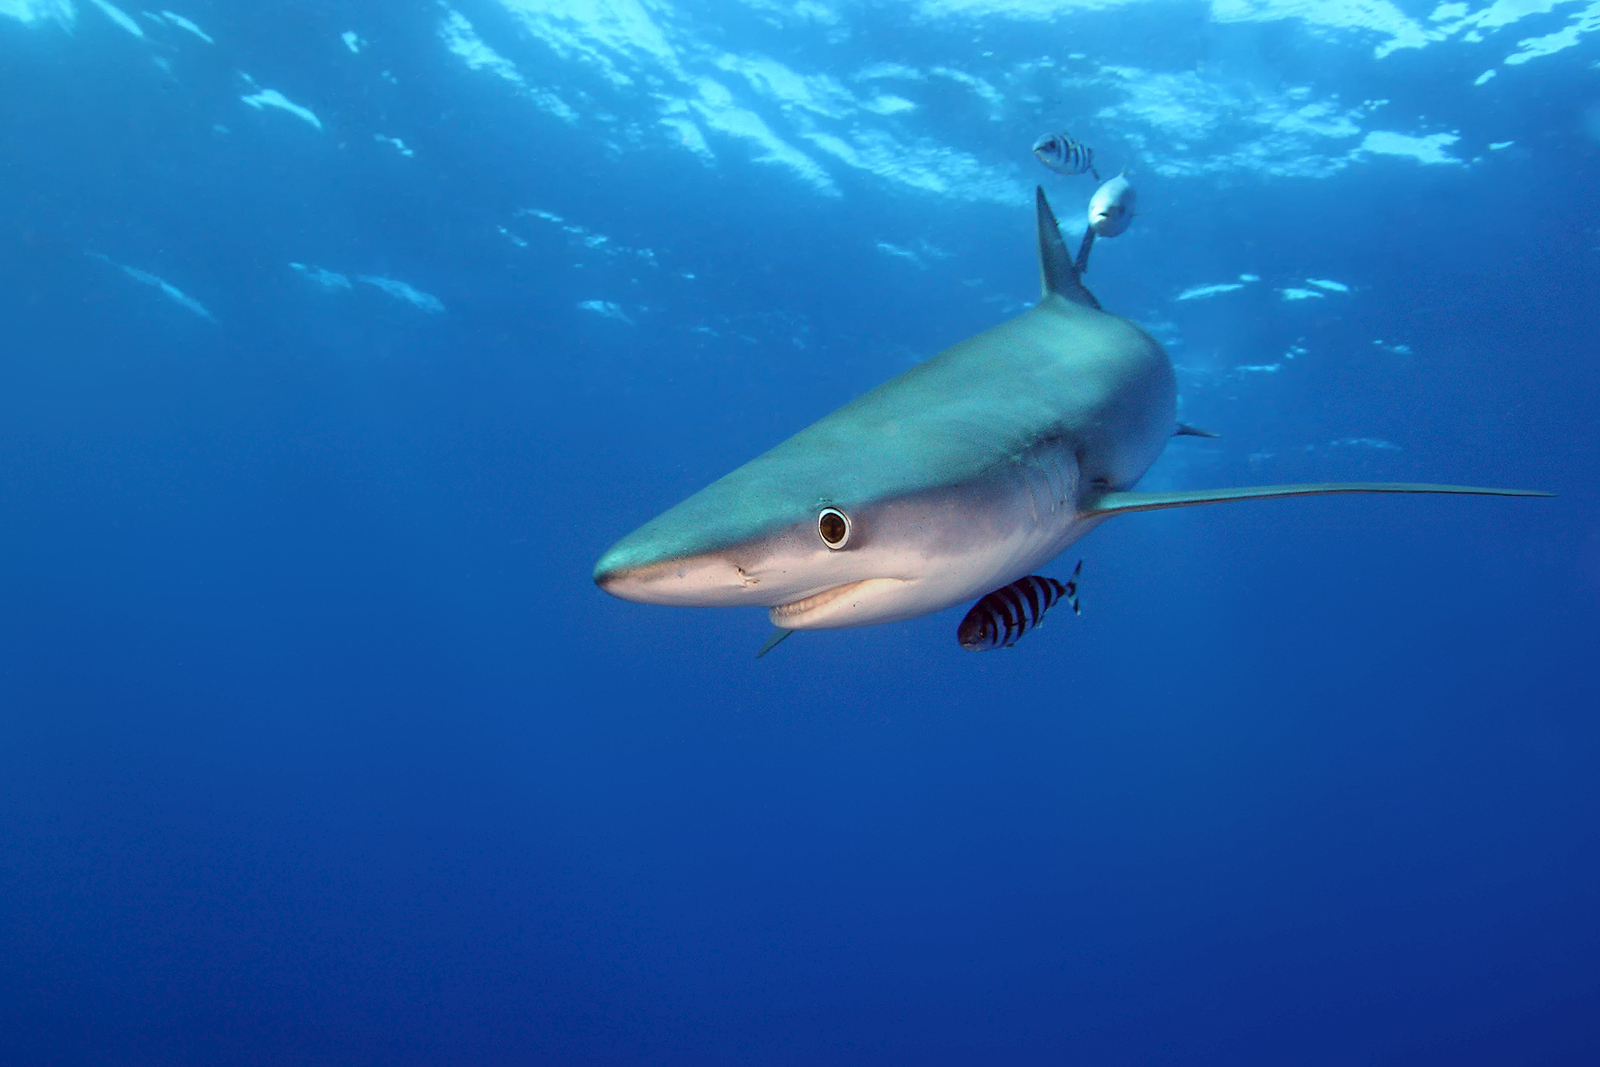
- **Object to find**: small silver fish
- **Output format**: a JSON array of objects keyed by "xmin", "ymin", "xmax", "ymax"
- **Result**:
[
  {"xmin": 1032, "ymin": 133, "xmax": 1100, "ymax": 180},
  {"xmin": 957, "ymin": 562, "xmax": 1081, "ymax": 651},
  {"xmin": 1088, "ymin": 171, "xmax": 1136, "ymax": 238}
]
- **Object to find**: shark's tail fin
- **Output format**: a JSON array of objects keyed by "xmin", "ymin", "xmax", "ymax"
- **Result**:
[
  {"xmin": 1086, "ymin": 482, "xmax": 1552, "ymax": 518},
  {"xmin": 1036, "ymin": 186, "xmax": 1100, "ymax": 311}
]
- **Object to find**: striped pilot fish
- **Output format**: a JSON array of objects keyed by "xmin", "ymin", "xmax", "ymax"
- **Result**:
[
  {"xmin": 957, "ymin": 561, "xmax": 1082, "ymax": 651},
  {"xmin": 1032, "ymin": 133, "xmax": 1100, "ymax": 180}
]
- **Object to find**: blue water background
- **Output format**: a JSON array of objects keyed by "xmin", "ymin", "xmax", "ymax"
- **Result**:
[{"xmin": 2, "ymin": 1, "xmax": 1598, "ymax": 1062}]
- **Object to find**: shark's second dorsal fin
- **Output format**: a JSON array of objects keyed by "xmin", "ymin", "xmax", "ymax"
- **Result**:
[{"xmin": 1035, "ymin": 186, "xmax": 1100, "ymax": 311}]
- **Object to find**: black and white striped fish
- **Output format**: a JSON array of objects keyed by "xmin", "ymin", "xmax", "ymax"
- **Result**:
[
  {"xmin": 957, "ymin": 561, "xmax": 1082, "ymax": 651},
  {"xmin": 1032, "ymin": 133, "xmax": 1100, "ymax": 180}
]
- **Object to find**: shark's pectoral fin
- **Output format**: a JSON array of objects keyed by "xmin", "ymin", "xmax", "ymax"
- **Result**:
[
  {"xmin": 755, "ymin": 627, "xmax": 794, "ymax": 659},
  {"xmin": 1073, "ymin": 228, "xmax": 1095, "ymax": 275},
  {"xmin": 1085, "ymin": 482, "xmax": 1554, "ymax": 517},
  {"xmin": 1174, "ymin": 423, "xmax": 1220, "ymax": 438},
  {"xmin": 1035, "ymin": 186, "xmax": 1100, "ymax": 310}
]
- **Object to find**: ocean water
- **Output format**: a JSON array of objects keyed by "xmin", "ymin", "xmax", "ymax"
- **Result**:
[{"xmin": 2, "ymin": 0, "xmax": 1598, "ymax": 1063}]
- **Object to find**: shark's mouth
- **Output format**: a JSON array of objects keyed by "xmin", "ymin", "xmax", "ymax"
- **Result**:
[
  {"xmin": 769, "ymin": 577, "xmax": 911, "ymax": 630},
  {"xmin": 770, "ymin": 580, "xmax": 874, "ymax": 621}
]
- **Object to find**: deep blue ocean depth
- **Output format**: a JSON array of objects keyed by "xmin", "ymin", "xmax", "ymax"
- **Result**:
[{"xmin": 3, "ymin": 0, "xmax": 1598, "ymax": 1063}]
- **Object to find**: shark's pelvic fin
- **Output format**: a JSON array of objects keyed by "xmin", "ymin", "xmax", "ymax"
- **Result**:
[
  {"xmin": 1035, "ymin": 186, "xmax": 1100, "ymax": 311},
  {"xmin": 1174, "ymin": 423, "xmax": 1221, "ymax": 438},
  {"xmin": 1086, "ymin": 482, "xmax": 1554, "ymax": 517},
  {"xmin": 755, "ymin": 627, "xmax": 794, "ymax": 659}
]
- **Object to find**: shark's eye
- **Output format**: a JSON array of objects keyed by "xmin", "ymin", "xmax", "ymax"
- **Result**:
[{"xmin": 817, "ymin": 507, "xmax": 851, "ymax": 550}]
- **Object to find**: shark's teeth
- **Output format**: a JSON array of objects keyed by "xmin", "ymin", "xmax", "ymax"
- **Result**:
[{"xmin": 770, "ymin": 580, "xmax": 877, "ymax": 620}]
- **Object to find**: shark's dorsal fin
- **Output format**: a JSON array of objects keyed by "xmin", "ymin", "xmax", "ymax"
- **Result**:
[
  {"xmin": 1036, "ymin": 186, "xmax": 1100, "ymax": 310},
  {"xmin": 1086, "ymin": 482, "xmax": 1553, "ymax": 517}
]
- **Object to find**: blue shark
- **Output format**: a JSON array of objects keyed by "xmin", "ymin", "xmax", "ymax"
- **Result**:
[{"xmin": 594, "ymin": 188, "xmax": 1547, "ymax": 643}]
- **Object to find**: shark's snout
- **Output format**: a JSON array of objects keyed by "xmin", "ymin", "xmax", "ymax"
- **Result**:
[
  {"xmin": 593, "ymin": 542, "xmax": 767, "ymax": 607},
  {"xmin": 592, "ymin": 555, "xmax": 635, "ymax": 597}
]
